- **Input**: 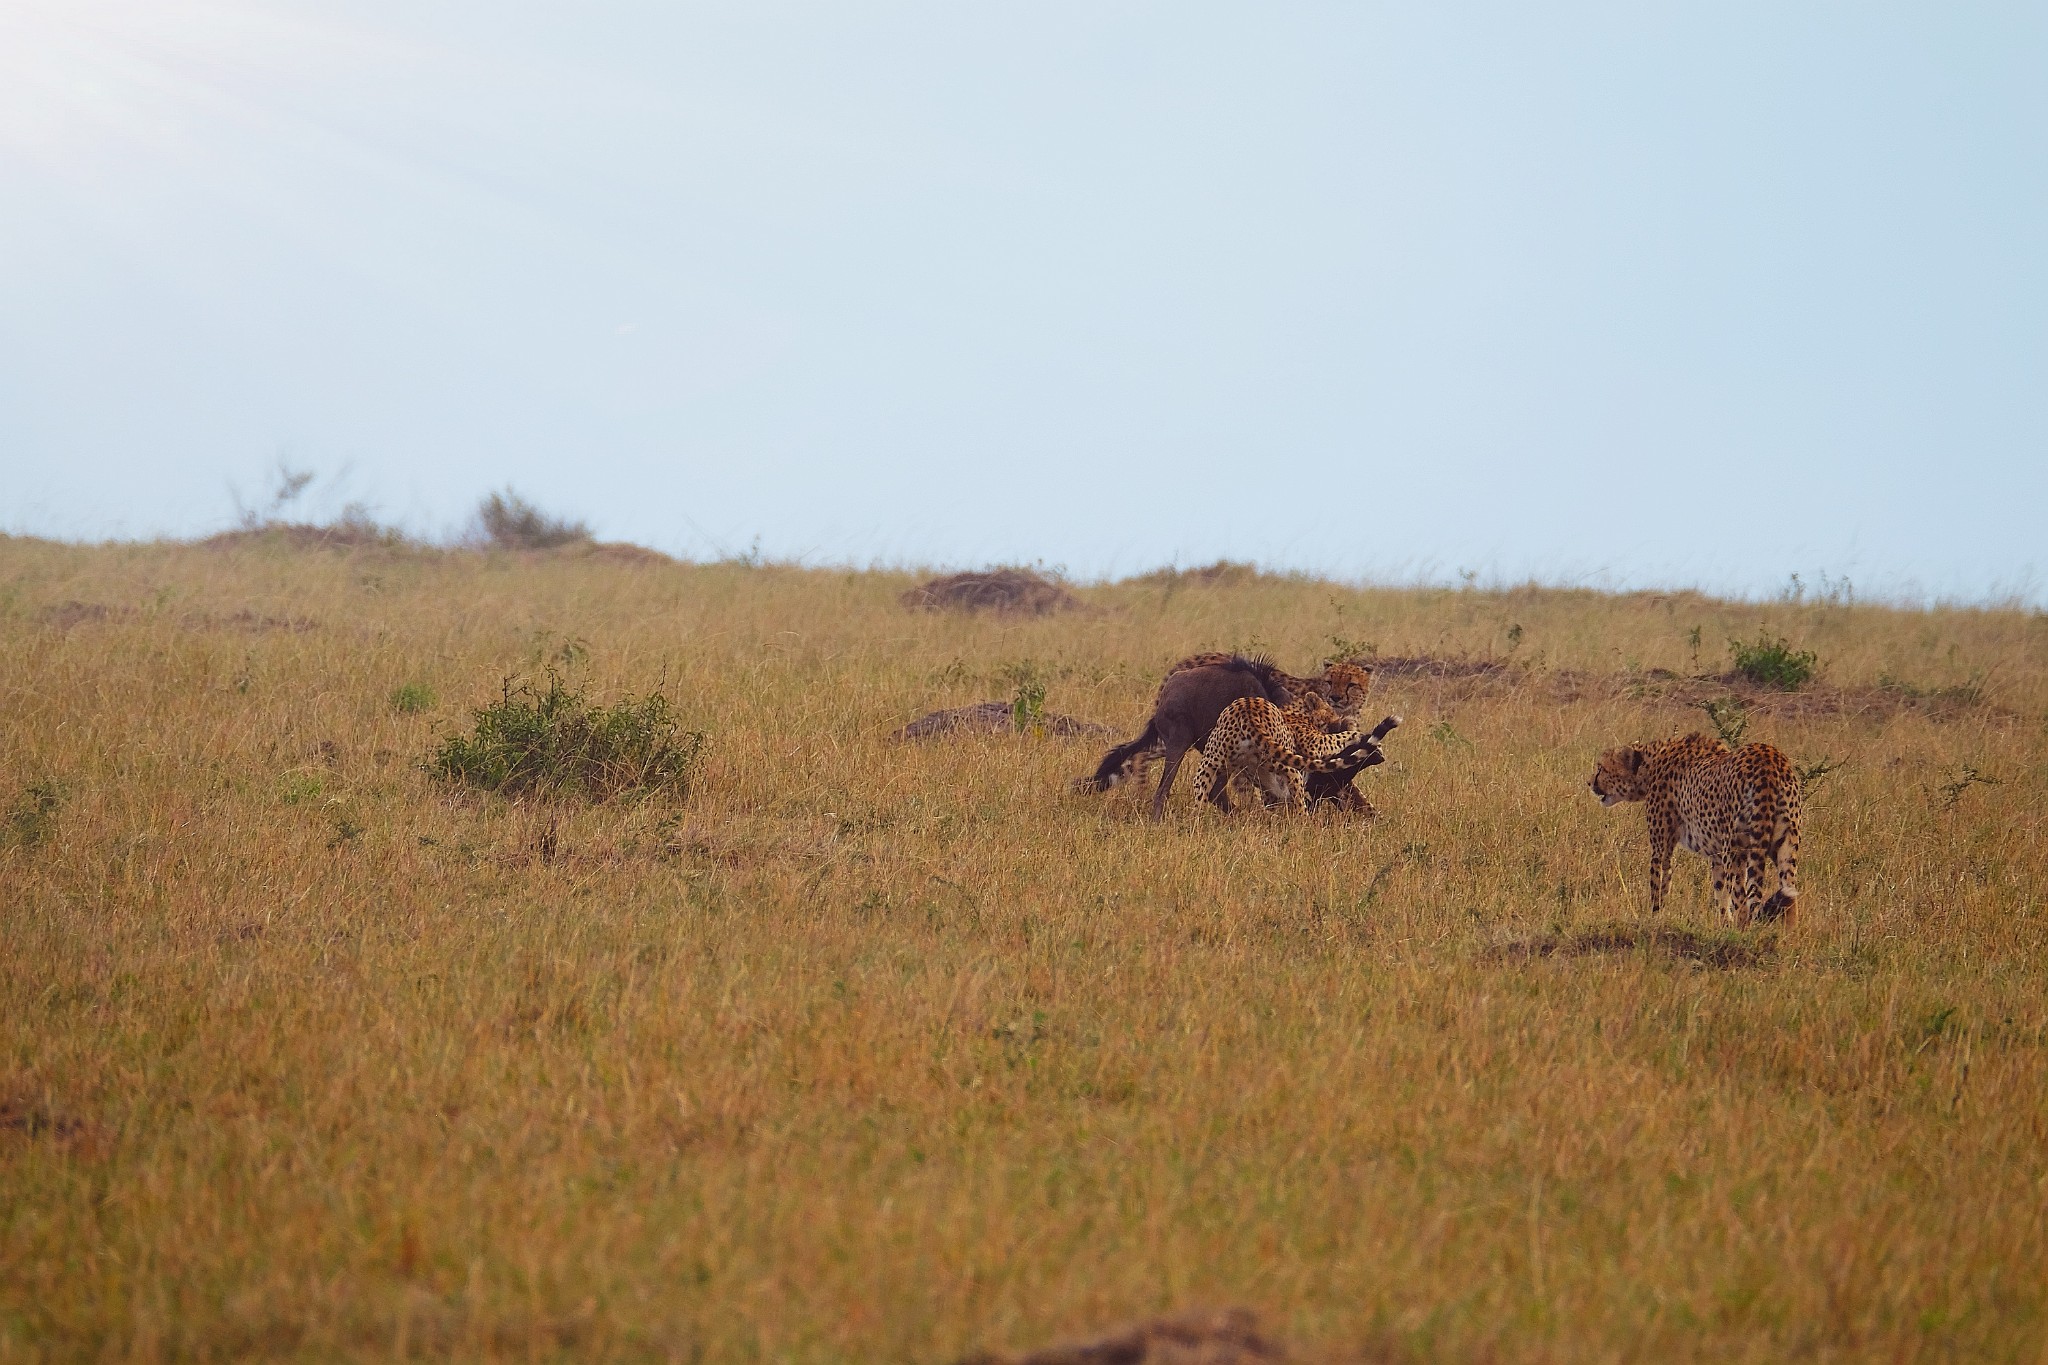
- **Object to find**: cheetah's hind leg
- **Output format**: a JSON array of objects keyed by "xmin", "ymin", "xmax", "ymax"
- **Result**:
[{"xmin": 1757, "ymin": 824, "xmax": 1800, "ymax": 925}]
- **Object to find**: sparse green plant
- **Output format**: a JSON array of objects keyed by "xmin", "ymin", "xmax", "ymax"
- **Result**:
[
  {"xmin": 427, "ymin": 672, "xmax": 703, "ymax": 800},
  {"xmin": 992, "ymin": 660, "xmax": 1052, "ymax": 731},
  {"xmin": 3, "ymin": 779, "xmax": 61, "ymax": 848},
  {"xmin": 1698, "ymin": 697, "xmax": 1749, "ymax": 748},
  {"xmin": 390, "ymin": 681, "xmax": 436, "ymax": 714},
  {"xmin": 473, "ymin": 489, "xmax": 591, "ymax": 550},
  {"xmin": 1730, "ymin": 632, "xmax": 1819, "ymax": 690},
  {"xmin": 1325, "ymin": 633, "xmax": 1376, "ymax": 664},
  {"xmin": 1428, "ymin": 720, "xmax": 1469, "ymax": 747},
  {"xmin": 1010, "ymin": 679, "xmax": 1047, "ymax": 733},
  {"xmin": 279, "ymin": 773, "xmax": 323, "ymax": 805},
  {"xmin": 1505, "ymin": 623, "xmax": 1524, "ymax": 650},
  {"xmin": 1686, "ymin": 625, "xmax": 1703, "ymax": 672}
]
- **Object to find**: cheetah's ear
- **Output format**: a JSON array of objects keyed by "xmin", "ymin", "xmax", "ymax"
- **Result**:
[{"xmin": 1622, "ymin": 747, "xmax": 1647, "ymax": 775}]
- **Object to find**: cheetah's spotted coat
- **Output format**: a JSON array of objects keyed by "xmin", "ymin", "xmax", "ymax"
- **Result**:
[{"xmin": 1589, "ymin": 732, "xmax": 1801, "ymax": 925}]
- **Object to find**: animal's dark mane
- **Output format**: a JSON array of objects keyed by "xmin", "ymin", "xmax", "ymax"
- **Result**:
[{"xmin": 1210, "ymin": 654, "xmax": 1291, "ymax": 697}]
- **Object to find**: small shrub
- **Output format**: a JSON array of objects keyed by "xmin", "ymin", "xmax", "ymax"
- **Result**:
[
  {"xmin": 427, "ymin": 672, "xmax": 704, "ymax": 800},
  {"xmin": 1730, "ymin": 633, "xmax": 1819, "ymax": 690},
  {"xmin": 1936, "ymin": 766, "xmax": 2000, "ymax": 812},
  {"xmin": 4, "ymin": 780, "xmax": 61, "ymax": 848},
  {"xmin": 1698, "ymin": 697, "xmax": 1749, "ymax": 748},
  {"xmin": 1796, "ymin": 756, "xmax": 1844, "ymax": 792},
  {"xmin": 473, "ymin": 490, "xmax": 591, "ymax": 550},
  {"xmin": 1326, "ymin": 633, "xmax": 1377, "ymax": 664},
  {"xmin": 279, "ymin": 773, "xmax": 324, "ymax": 805},
  {"xmin": 1010, "ymin": 679, "xmax": 1047, "ymax": 733},
  {"xmin": 391, "ymin": 682, "xmax": 436, "ymax": 714}
]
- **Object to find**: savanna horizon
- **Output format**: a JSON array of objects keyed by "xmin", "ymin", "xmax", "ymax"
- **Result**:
[{"xmin": 2, "ymin": 534, "xmax": 2042, "ymax": 1362}]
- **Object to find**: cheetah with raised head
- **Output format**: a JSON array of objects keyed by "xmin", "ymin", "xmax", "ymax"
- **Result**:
[
  {"xmin": 1191, "ymin": 694, "xmax": 1402, "ymax": 813},
  {"xmin": 1588, "ymin": 733, "xmax": 1802, "ymax": 926}
]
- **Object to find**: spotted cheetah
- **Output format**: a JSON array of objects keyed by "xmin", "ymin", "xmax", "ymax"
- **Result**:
[
  {"xmin": 1192, "ymin": 694, "xmax": 1401, "ymax": 813},
  {"xmin": 1089, "ymin": 655, "xmax": 1376, "ymax": 798},
  {"xmin": 1589, "ymin": 733, "xmax": 1801, "ymax": 926}
]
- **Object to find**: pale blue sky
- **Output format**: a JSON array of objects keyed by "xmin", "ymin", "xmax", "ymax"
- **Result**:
[{"xmin": 2, "ymin": 3, "xmax": 2042, "ymax": 600}]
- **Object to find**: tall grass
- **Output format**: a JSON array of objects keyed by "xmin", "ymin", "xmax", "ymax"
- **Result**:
[{"xmin": 0, "ymin": 539, "xmax": 2042, "ymax": 1362}]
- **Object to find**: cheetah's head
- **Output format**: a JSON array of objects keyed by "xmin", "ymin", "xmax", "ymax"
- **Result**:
[
  {"xmin": 1293, "ymin": 692, "xmax": 1344, "ymax": 727},
  {"xmin": 1314, "ymin": 661, "xmax": 1374, "ymax": 717},
  {"xmin": 1588, "ymin": 746, "xmax": 1649, "ymax": 806}
]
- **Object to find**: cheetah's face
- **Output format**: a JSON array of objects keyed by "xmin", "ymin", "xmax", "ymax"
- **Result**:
[
  {"xmin": 1589, "ymin": 747, "xmax": 1648, "ymax": 806},
  {"xmin": 1316, "ymin": 662, "xmax": 1374, "ymax": 715},
  {"xmin": 1292, "ymin": 692, "xmax": 1343, "ymax": 725}
]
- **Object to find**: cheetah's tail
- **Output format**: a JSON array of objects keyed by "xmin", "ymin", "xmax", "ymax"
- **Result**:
[{"xmin": 1305, "ymin": 715, "xmax": 1402, "ymax": 773}]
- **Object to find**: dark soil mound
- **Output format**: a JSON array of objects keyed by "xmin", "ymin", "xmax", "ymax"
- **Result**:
[
  {"xmin": 1362, "ymin": 654, "xmax": 1997, "ymax": 723},
  {"xmin": 1367, "ymin": 655, "xmax": 1515, "ymax": 681},
  {"xmin": 37, "ymin": 601, "xmax": 133, "ymax": 630},
  {"xmin": 901, "ymin": 569, "xmax": 1081, "ymax": 615},
  {"xmin": 955, "ymin": 1307, "xmax": 1284, "ymax": 1365},
  {"xmin": 894, "ymin": 702, "xmax": 1111, "ymax": 741}
]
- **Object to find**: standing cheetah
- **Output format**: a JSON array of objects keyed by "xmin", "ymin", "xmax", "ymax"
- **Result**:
[
  {"xmin": 1192, "ymin": 694, "xmax": 1401, "ymax": 814},
  {"xmin": 1588, "ymin": 733, "xmax": 1802, "ymax": 926},
  {"xmin": 1082, "ymin": 656, "xmax": 1377, "ymax": 806}
]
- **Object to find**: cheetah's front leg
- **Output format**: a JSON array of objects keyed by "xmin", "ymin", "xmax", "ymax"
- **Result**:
[{"xmin": 1646, "ymin": 812, "xmax": 1676, "ymax": 915}]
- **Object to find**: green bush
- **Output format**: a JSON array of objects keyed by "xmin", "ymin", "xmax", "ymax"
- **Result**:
[
  {"xmin": 1729, "ymin": 633, "xmax": 1819, "ymax": 690},
  {"xmin": 428, "ymin": 673, "xmax": 703, "ymax": 800},
  {"xmin": 390, "ymin": 681, "xmax": 437, "ymax": 714}
]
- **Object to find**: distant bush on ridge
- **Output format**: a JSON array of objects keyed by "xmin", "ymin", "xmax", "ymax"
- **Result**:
[{"xmin": 473, "ymin": 490, "xmax": 592, "ymax": 550}]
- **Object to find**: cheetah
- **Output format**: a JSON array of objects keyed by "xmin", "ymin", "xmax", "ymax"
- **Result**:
[
  {"xmin": 1085, "ymin": 655, "xmax": 1376, "ymax": 802},
  {"xmin": 1191, "ymin": 694, "xmax": 1402, "ymax": 814},
  {"xmin": 1588, "ymin": 733, "xmax": 1802, "ymax": 926}
]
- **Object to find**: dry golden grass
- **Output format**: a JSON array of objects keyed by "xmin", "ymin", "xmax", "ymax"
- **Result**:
[{"xmin": 2, "ymin": 536, "xmax": 2043, "ymax": 1362}]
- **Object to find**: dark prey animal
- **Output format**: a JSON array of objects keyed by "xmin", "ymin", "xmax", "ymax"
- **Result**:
[
  {"xmin": 1077, "ymin": 656, "xmax": 1297, "ymax": 820},
  {"xmin": 1302, "ymin": 713, "xmax": 1403, "ymax": 813}
]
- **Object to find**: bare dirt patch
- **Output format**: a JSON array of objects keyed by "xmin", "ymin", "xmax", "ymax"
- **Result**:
[
  {"xmin": 1367, "ymin": 655, "xmax": 1518, "ymax": 683},
  {"xmin": 901, "ymin": 568, "xmax": 1082, "ymax": 616},
  {"xmin": 209, "ymin": 609, "xmax": 318, "ymax": 634},
  {"xmin": 894, "ymin": 701, "xmax": 1111, "ymax": 741},
  {"xmin": 36, "ymin": 601, "xmax": 134, "ymax": 630}
]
